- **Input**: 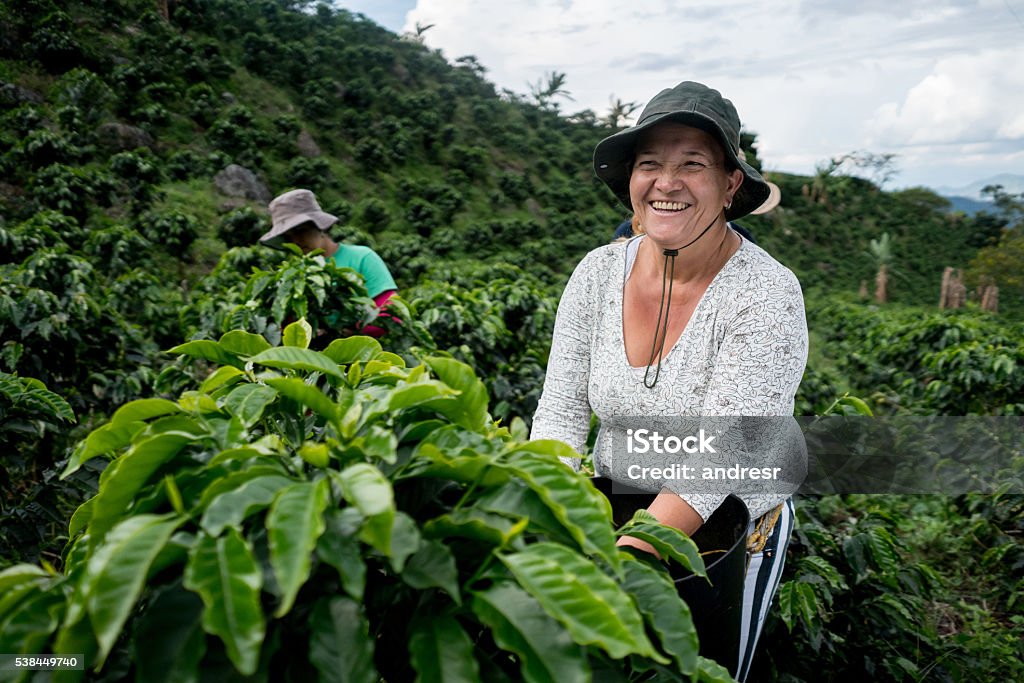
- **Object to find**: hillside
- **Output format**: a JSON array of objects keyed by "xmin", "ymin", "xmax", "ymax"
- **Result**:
[{"xmin": 3, "ymin": 0, "xmax": 1017, "ymax": 302}]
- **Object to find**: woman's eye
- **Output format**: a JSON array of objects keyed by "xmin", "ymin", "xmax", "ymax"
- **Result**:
[{"xmin": 637, "ymin": 160, "xmax": 658, "ymax": 170}]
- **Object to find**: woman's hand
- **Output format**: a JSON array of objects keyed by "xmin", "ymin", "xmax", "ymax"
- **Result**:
[{"xmin": 616, "ymin": 535, "xmax": 661, "ymax": 559}]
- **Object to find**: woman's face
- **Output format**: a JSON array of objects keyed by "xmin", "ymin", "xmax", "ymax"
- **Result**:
[
  {"xmin": 628, "ymin": 122, "xmax": 743, "ymax": 248},
  {"xmin": 284, "ymin": 222, "xmax": 325, "ymax": 253}
]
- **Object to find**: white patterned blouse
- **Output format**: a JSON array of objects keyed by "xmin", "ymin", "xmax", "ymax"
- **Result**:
[{"xmin": 530, "ymin": 234, "xmax": 808, "ymax": 521}]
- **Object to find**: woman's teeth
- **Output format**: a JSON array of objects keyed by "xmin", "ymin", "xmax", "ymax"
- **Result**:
[{"xmin": 651, "ymin": 201, "xmax": 690, "ymax": 211}]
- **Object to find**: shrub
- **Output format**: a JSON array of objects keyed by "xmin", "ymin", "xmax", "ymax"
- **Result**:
[
  {"xmin": 285, "ymin": 157, "xmax": 332, "ymax": 190},
  {"xmin": 136, "ymin": 210, "xmax": 201, "ymax": 258},
  {"xmin": 0, "ymin": 330, "xmax": 729, "ymax": 681},
  {"xmin": 217, "ymin": 207, "xmax": 266, "ymax": 249}
]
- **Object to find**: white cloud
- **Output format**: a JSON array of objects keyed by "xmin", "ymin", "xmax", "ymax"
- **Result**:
[
  {"xmin": 394, "ymin": 0, "xmax": 1024, "ymax": 188},
  {"xmin": 867, "ymin": 48, "xmax": 1024, "ymax": 146}
]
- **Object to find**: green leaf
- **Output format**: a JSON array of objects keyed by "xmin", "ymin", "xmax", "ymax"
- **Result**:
[
  {"xmin": 402, "ymin": 540, "xmax": 461, "ymax": 605},
  {"xmin": 503, "ymin": 451, "xmax": 620, "ymax": 572},
  {"xmin": 470, "ymin": 582, "xmax": 587, "ymax": 683},
  {"xmin": 199, "ymin": 366, "xmax": 246, "ymax": 394},
  {"xmin": 184, "ymin": 529, "xmax": 265, "ymax": 676},
  {"xmin": 133, "ymin": 583, "xmax": 206, "ymax": 683},
  {"xmin": 408, "ymin": 443, "xmax": 510, "ymax": 488},
  {"xmin": 621, "ymin": 557, "xmax": 698, "ymax": 674},
  {"xmin": 695, "ymin": 656, "xmax": 734, "ymax": 682},
  {"xmin": 84, "ymin": 513, "xmax": 183, "ymax": 666},
  {"xmin": 616, "ymin": 521, "xmax": 706, "ymax": 579},
  {"xmin": 0, "ymin": 586, "xmax": 64, "ymax": 657},
  {"xmin": 387, "ymin": 380, "xmax": 459, "ymax": 412},
  {"xmin": 308, "ymin": 597, "xmax": 377, "ymax": 683},
  {"xmin": 316, "ymin": 509, "xmax": 366, "ymax": 600},
  {"xmin": 263, "ymin": 377, "xmax": 340, "ymax": 426},
  {"xmin": 475, "ymin": 483, "xmax": 577, "ymax": 548},
  {"xmin": 283, "ymin": 318, "xmax": 314, "ymax": 349},
  {"xmin": 111, "ymin": 398, "xmax": 183, "ymax": 427},
  {"xmin": 323, "ymin": 336, "xmax": 383, "ymax": 365},
  {"xmin": 89, "ymin": 433, "xmax": 197, "ymax": 541},
  {"xmin": 423, "ymin": 509, "xmax": 527, "ymax": 546},
  {"xmin": 499, "ymin": 543, "xmax": 662, "ymax": 661},
  {"xmin": 409, "ymin": 614, "xmax": 480, "ymax": 683},
  {"xmin": 219, "ymin": 330, "xmax": 271, "ymax": 357},
  {"xmin": 167, "ymin": 340, "xmax": 245, "ymax": 369},
  {"xmin": 336, "ymin": 464, "xmax": 395, "ymax": 555},
  {"xmin": 422, "ymin": 357, "xmax": 488, "ymax": 430},
  {"xmin": 388, "ymin": 511, "xmax": 422, "ymax": 573},
  {"xmin": 200, "ymin": 474, "xmax": 294, "ymax": 536},
  {"xmin": 267, "ymin": 479, "xmax": 330, "ymax": 617},
  {"xmin": 248, "ymin": 346, "xmax": 346, "ymax": 380},
  {"xmin": 62, "ymin": 420, "xmax": 146, "ymax": 478},
  {"xmin": 222, "ymin": 383, "xmax": 278, "ymax": 428},
  {"xmin": 778, "ymin": 581, "xmax": 821, "ymax": 638},
  {"xmin": 0, "ymin": 565, "xmax": 48, "ymax": 596}
]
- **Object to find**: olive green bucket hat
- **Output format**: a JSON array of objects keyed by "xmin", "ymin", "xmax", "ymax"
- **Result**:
[{"xmin": 593, "ymin": 81, "xmax": 770, "ymax": 221}]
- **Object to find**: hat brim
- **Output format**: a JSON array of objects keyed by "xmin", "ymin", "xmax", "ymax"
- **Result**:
[
  {"xmin": 593, "ymin": 110, "xmax": 770, "ymax": 221},
  {"xmin": 749, "ymin": 181, "xmax": 781, "ymax": 215},
  {"xmin": 258, "ymin": 210, "xmax": 338, "ymax": 244}
]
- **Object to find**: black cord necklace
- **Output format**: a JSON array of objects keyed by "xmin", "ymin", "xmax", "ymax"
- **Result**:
[{"xmin": 641, "ymin": 215, "xmax": 722, "ymax": 389}]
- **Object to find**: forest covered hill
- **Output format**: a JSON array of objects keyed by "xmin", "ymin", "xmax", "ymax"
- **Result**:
[{"xmin": 1, "ymin": 2, "xmax": 1022, "ymax": 681}]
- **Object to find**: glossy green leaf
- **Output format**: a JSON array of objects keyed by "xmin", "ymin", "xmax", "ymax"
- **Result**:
[
  {"xmin": 388, "ymin": 511, "xmax": 422, "ymax": 573},
  {"xmin": 323, "ymin": 336, "xmax": 382, "ymax": 365},
  {"xmin": 621, "ymin": 557, "xmax": 699, "ymax": 674},
  {"xmin": 167, "ymin": 340, "xmax": 245, "ymax": 369},
  {"xmin": 111, "ymin": 398, "xmax": 182, "ymax": 427},
  {"xmin": 401, "ymin": 540, "xmax": 461, "ymax": 604},
  {"xmin": 133, "ymin": 584, "xmax": 206, "ymax": 683},
  {"xmin": 264, "ymin": 377, "xmax": 340, "ymax": 425},
  {"xmin": 406, "ymin": 443, "xmax": 510, "ymax": 488},
  {"xmin": 475, "ymin": 483, "xmax": 577, "ymax": 548},
  {"xmin": 499, "ymin": 543, "xmax": 662, "ymax": 661},
  {"xmin": 316, "ymin": 509, "xmax": 366, "ymax": 600},
  {"xmin": 470, "ymin": 582, "xmax": 587, "ymax": 683},
  {"xmin": 778, "ymin": 581, "xmax": 820, "ymax": 634},
  {"xmin": 0, "ymin": 564, "xmax": 49, "ymax": 596},
  {"xmin": 222, "ymin": 383, "xmax": 278, "ymax": 428},
  {"xmin": 422, "ymin": 357, "xmax": 488, "ymax": 430},
  {"xmin": 387, "ymin": 380, "xmax": 459, "ymax": 412},
  {"xmin": 0, "ymin": 586, "xmax": 64, "ymax": 656},
  {"xmin": 199, "ymin": 365, "xmax": 246, "ymax": 394},
  {"xmin": 616, "ymin": 520, "xmax": 706, "ymax": 579},
  {"xmin": 248, "ymin": 346, "xmax": 345, "ymax": 380},
  {"xmin": 84, "ymin": 513, "xmax": 183, "ymax": 666},
  {"xmin": 267, "ymin": 479, "xmax": 330, "ymax": 617},
  {"xmin": 88, "ymin": 433, "xmax": 196, "ymax": 541},
  {"xmin": 309, "ymin": 597, "xmax": 377, "ymax": 683},
  {"xmin": 62, "ymin": 420, "xmax": 145, "ymax": 478},
  {"xmin": 183, "ymin": 529, "xmax": 265, "ymax": 676},
  {"xmin": 409, "ymin": 614, "xmax": 480, "ymax": 683},
  {"xmin": 423, "ymin": 509, "xmax": 527, "ymax": 546},
  {"xmin": 503, "ymin": 451, "xmax": 620, "ymax": 571},
  {"xmin": 336, "ymin": 464, "xmax": 394, "ymax": 555},
  {"xmin": 283, "ymin": 317, "xmax": 314, "ymax": 348},
  {"xmin": 200, "ymin": 474, "xmax": 294, "ymax": 536},
  {"xmin": 177, "ymin": 391, "xmax": 220, "ymax": 413},
  {"xmin": 695, "ymin": 656, "xmax": 734, "ymax": 682},
  {"xmin": 219, "ymin": 330, "xmax": 271, "ymax": 357}
]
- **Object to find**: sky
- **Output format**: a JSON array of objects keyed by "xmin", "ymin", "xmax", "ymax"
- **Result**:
[{"xmin": 331, "ymin": 0, "xmax": 1024, "ymax": 193}]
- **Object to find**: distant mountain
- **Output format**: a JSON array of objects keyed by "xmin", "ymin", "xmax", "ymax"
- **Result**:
[
  {"xmin": 936, "ymin": 174, "xmax": 1024, "ymax": 201},
  {"xmin": 943, "ymin": 195, "xmax": 995, "ymax": 216}
]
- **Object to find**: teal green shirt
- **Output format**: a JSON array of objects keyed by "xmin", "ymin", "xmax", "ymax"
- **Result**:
[{"xmin": 332, "ymin": 245, "xmax": 397, "ymax": 298}]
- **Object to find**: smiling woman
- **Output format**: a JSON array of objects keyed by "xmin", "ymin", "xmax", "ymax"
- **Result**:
[{"xmin": 531, "ymin": 80, "xmax": 808, "ymax": 681}]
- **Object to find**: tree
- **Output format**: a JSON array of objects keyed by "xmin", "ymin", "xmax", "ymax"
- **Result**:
[
  {"xmin": 868, "ymin": 232, "xmax": 894, "ymax": 303},
  {"xmin": 603, "ymin": 96, "xmax": 640, "ymax": 130},
  {"xmin": 528, "ymin": 71, "xmax": 573, "ymax": 111}
]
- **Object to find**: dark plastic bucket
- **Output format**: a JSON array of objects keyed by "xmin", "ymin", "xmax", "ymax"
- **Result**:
[{"xmin": 592, "ymin": 477, "xmax": 750, "ymax": 677}]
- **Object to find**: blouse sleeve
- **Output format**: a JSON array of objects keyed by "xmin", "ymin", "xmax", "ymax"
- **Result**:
[
  {"xmin": 529, "ymin": 251, "xmax": 603, "ymax": 467},
  {"xmin": 682, "ymin": 269, "xmax": 808, "ymax": 522}
]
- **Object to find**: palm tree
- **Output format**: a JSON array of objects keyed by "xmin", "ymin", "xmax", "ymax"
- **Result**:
[
  {"xmin": 603, "ymin": 96, "xmax": 641, "ymax": 130},
  {"xmin": 528, "ymin": 71, "xmax": 574, "ymax": 111},
  {"xmin": 868, "ymin": 232, "xmax": 894, "ymax": 303}
]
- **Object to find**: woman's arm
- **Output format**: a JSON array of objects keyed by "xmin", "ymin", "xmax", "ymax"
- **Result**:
[{"xmin": 530, "ymin": 252, "xmax": 604, "ymax": 465}]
